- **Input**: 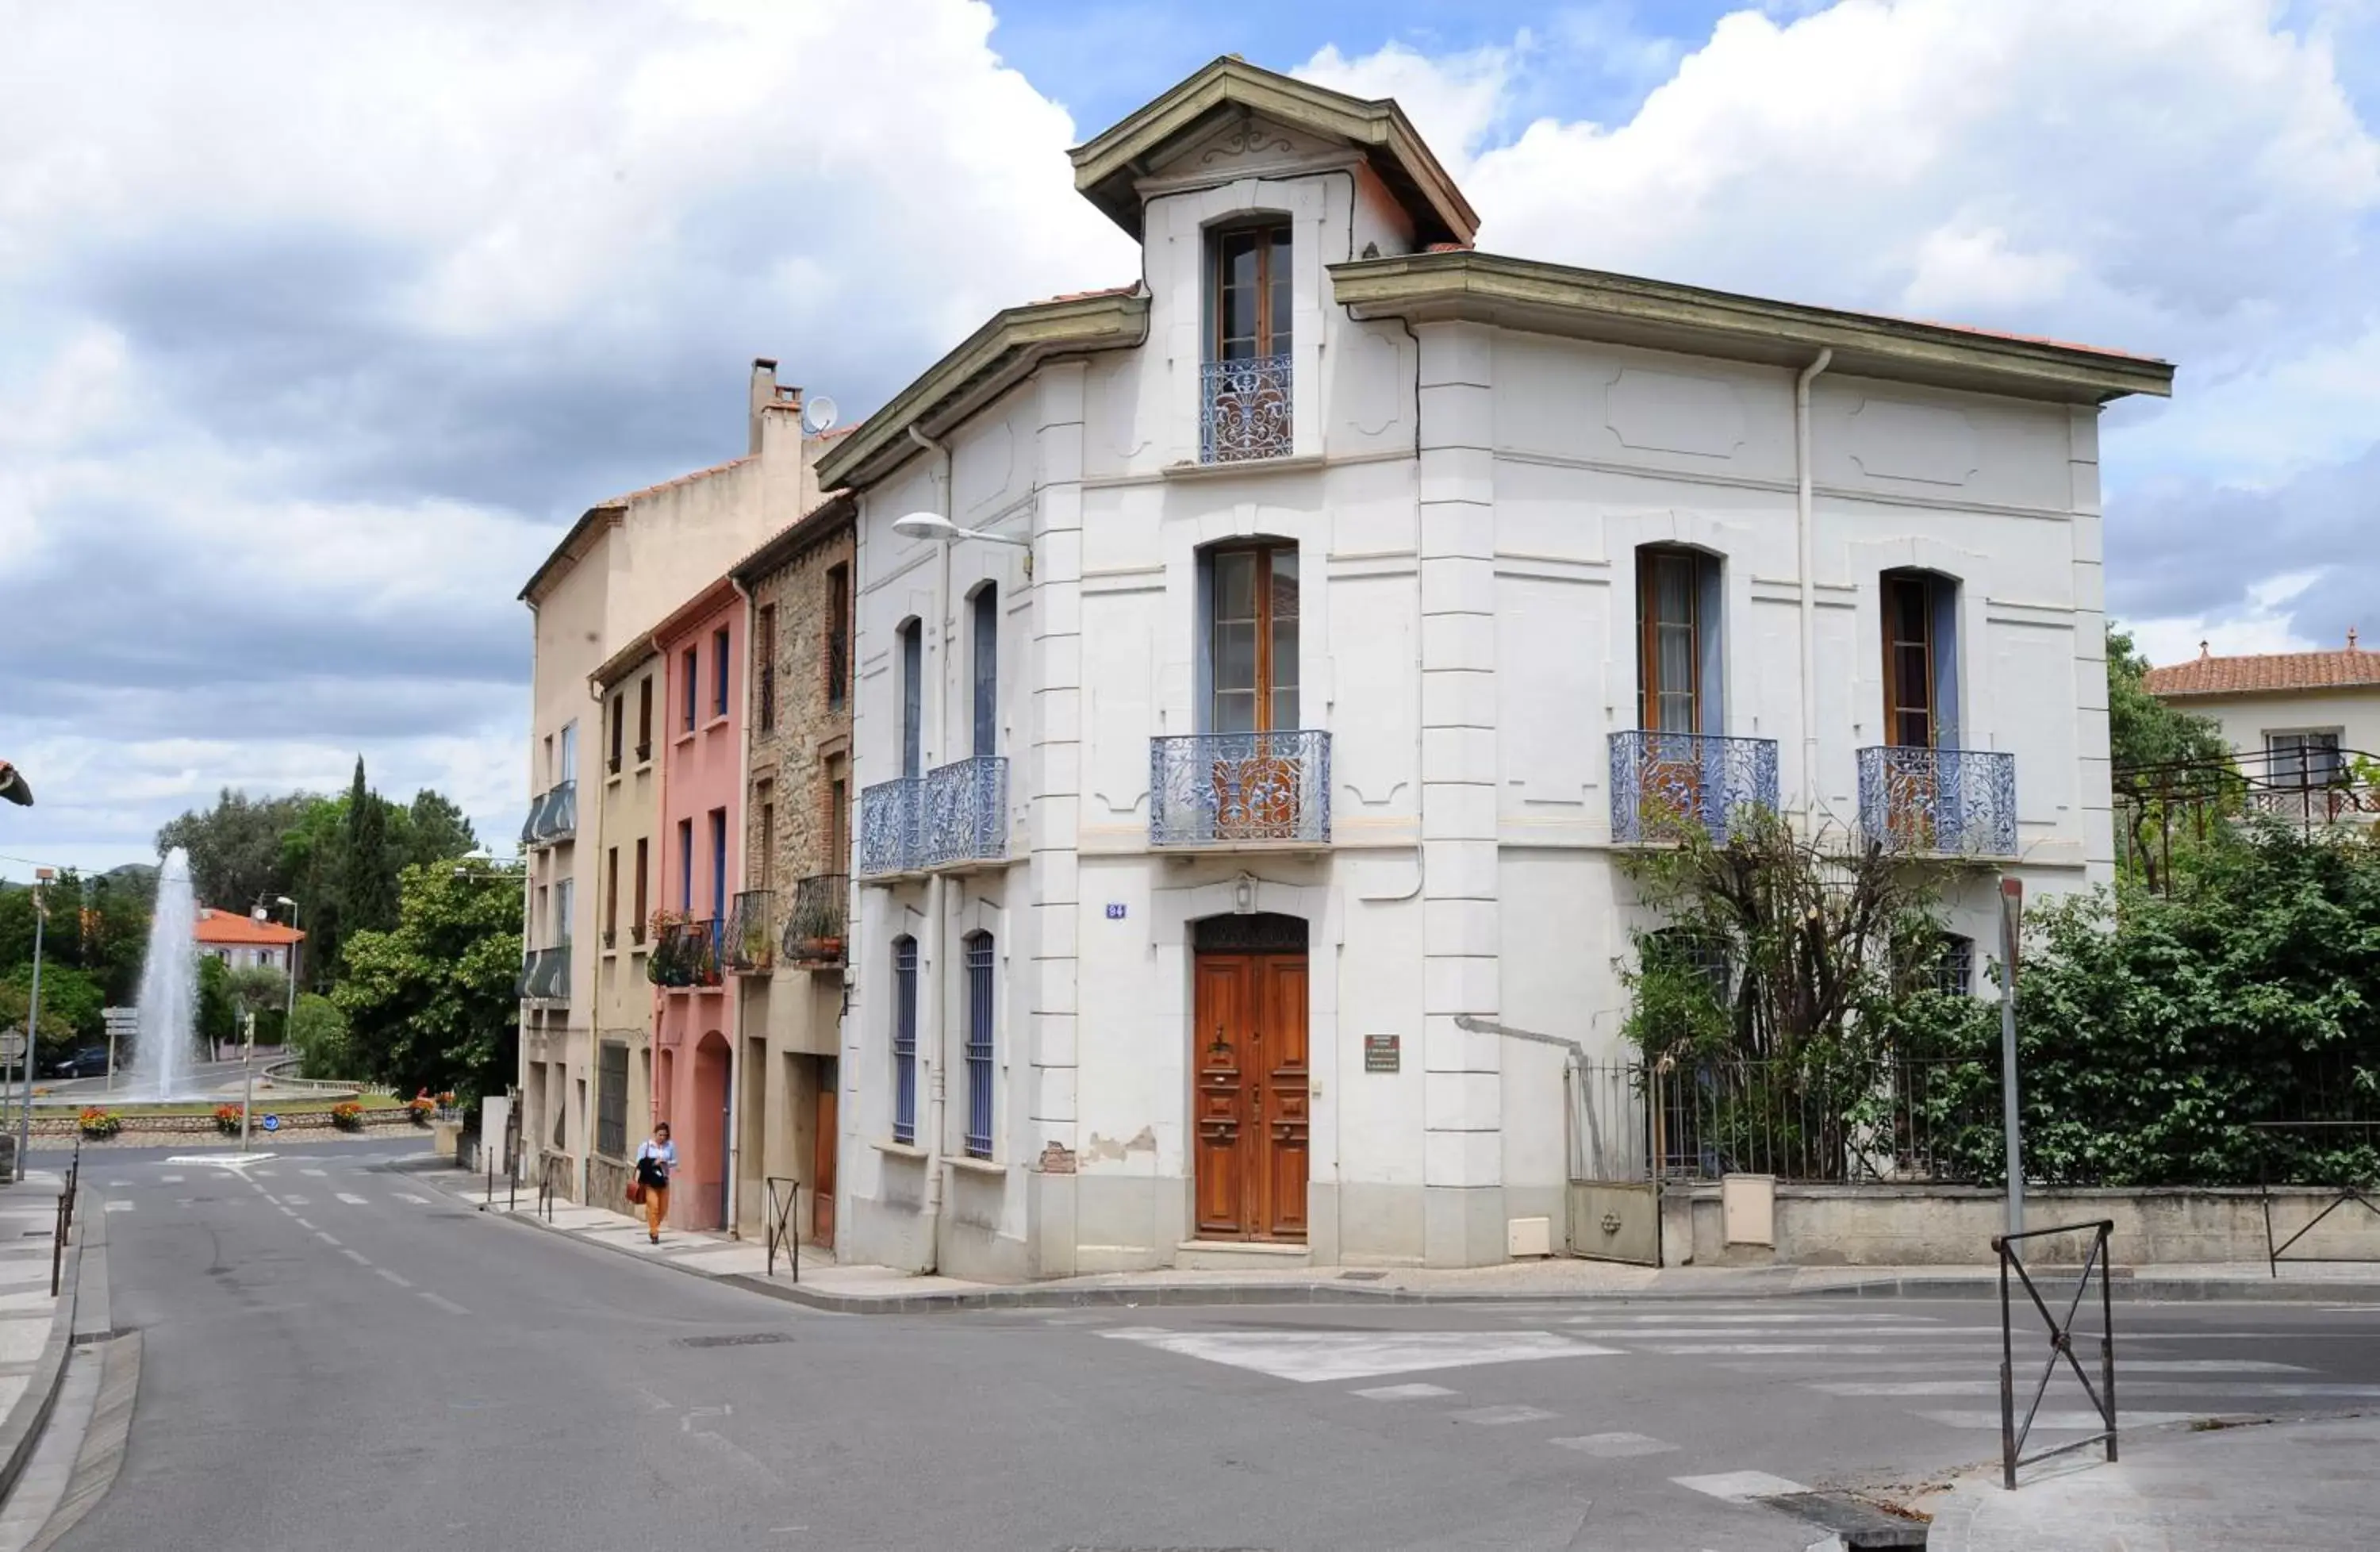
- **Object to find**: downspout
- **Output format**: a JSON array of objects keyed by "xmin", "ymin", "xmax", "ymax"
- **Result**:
[
  {"xmin": 726, "ymin": 574, "xmax": 759, "ymax": 1238},
  {"xmin": 582, "ymin": 666, "xmax": 608, "ymax": 1208},
  {"xmin": 908, "ymin": 422, "xmax": 954, "ymax": 1272},
  {"xmin": 1795, "ymin": 348, "xmax": 1833, "ymax": 822}
]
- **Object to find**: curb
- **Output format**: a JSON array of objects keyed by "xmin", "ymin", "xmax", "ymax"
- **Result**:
[
  {"xmin": 445, "ymin": 1178, "xmax": 2380, "ymax": 1314},
  {"xmin": 0, "ymin": 1186, "xmax": 89, "ymax": 1506}
]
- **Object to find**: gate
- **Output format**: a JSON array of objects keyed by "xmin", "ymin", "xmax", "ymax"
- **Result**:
[{"xmin": 1568, "ymin": 1061, "xmax": 1659, "ymax": 1265}]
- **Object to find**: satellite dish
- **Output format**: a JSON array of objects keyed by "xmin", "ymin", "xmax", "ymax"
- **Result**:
[{"xmin": 801, "ymin": 394, "xmax": 839, "ymax": 436}]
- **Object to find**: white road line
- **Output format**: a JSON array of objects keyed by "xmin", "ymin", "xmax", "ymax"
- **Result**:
[
  {"xmin": 292, "ymin": 1218, "xmax": 315, "ymax": 1231},
  {"xmin": 420, "ymin": 1292, "xmax": 470, "ymax": 1316},
  {"xmin": 1550, "ymin": 1432, "xmax": 1678, "ymax": 1458},
  {"xmin": 1650, "ymin": 1343, "xmax": 2006, "ymax": 1355},
  {"xmin": 1448, "ymin": 1404, "xmax": 1560, "ymax": 1427},
  {"xmin": 1351, "ymin": 1383, "xmax": 1457, "ymax": 1400},
  {"xmin": 105, "ymin": 1180, "xmax": 129, "ymax": 1188},
  {"xmin": 313, "ymin": 1231, "xmax": 340, "ymax": 1247},
  {"xmin": 336, "ymin": 1193, "xmax": 368, "ymax": 1205},
  {"xmin": 1568, "ymin": 1325, "xmax": 2010, "ymax": 1340},
  {"xmin": 301, "ymin": 1169, "xmax": 327, "ymax": 1177},
  {"xmin": 159, "ymin": 1174, "xmax": 183, "ymax": 1184},
  {"xmin": 103, "ymin": 1201, "xmax": 132, "ymax": 1213},
  {"xmin": 393, "ymin": 1193, "xmax": 428, "ymax": 1205},
  {"xmin": 374, "ymin": 1269, "xmax": 413, "ymax": 1289},
  {"xmin": 1720, "ymin": 1358, "xmax": 2310, "ymax": 1376},
  {"xmin": 274, "ymin": 1205, "xmax": 295, "ymax": 1216},
  {"xmin": 340, "ymin": 1249, "xmax": 370, "ymax": 1266},
  {"xmin": 1096, "ymin": 1328, "xmax": 1623, "ymax": 1384},
  {"xmin": 1824, "ymin": 1380, "xmax": 2380, "ymax": 1400},
  {"xmin": 1672, "ymin": 1470, "xmax": 1810, "ymax": 1502},
  {"xmin": 1917, "ymin": 1409, "xmax": 2197, "ymax": 1431},
  {"xmin": 1567, "ymin": 1313, "xmax": 1938, "ymax": 1326},
  {"xmin": 280, "ymin": 1195, "xmax": 309, "ymax": 1206}
]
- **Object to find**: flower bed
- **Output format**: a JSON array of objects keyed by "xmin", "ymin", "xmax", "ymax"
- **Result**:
[
  {"xmin": 214, "ymin": 1104, "xmax": 243, "ymax": 1135},
  {"xmin": 78, "ymin": 1108, "xmax": 121, "ymax": 1140}
]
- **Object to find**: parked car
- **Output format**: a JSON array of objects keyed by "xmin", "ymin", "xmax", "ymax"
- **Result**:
[{"xmin": 50, "ymin": 1047, "xmax": 110, "ymax": 1080}]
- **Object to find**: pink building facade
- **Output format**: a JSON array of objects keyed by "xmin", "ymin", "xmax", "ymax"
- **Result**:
[{"xmin": 650, "ymin": 577, "xmax": 747, "ymax": 1230}]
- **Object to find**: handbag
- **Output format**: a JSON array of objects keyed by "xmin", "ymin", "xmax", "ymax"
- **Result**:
[{"xmin": 626, "ymin": 1179, "xmax": 645, "ymax": 1205}]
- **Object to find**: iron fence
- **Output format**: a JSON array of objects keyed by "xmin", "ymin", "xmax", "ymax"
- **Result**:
[
  {"xmin": 858, "ymin": 776, "xmax": 921, "ymax": 877},
  {"xmin": 1608, "ymin": 730, "xmax": 1779, "ymax": 847},
  {"xmin": 521, "ymin": 780, "xmax": 578, "ymax": 848},
  {"xmin": 645, "ymin": 918, "xmax": 722, "ymax": 989},
  {"xmin": 2115, "ymin": 745, "xmax": 2379, "ymax": 893},
  {"xmin": 781, "ymin": 873, "xmax": 849, "ymax": 966},
  {"xmin": 920, "ymin": 756, "xmax": 1008, "ymax": 870},
  {"xmin": 1857, "ymin": 746, "xmax": 2017, "ymax": 858},
  {"xmin": 726, "ymin": 889, "xmax": 774, "ymax": 974},
  {"xmin": 1200, "ymin": 352, "xmax": 1292, "ymax": 463},
  {"xmin": 765, "ymin": 1174, "xmax": 801, "ymax": 1281},
  {"xmin": 1150, "ymin": 730, "xmax": 1330, "ymax": 847}
]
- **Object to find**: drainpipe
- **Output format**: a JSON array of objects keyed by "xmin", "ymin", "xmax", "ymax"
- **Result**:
[
  {"xmin": 582, "ymin": 667, "xmax": 608, "ymax": 1208},
  {"xmin": 908, "ymin": 422, "xmax": 954, "ymax": 1273},
  {"xmin": 1795, "ymin": 348, "xmax": 1833, "ymax": 822},
  {"xmin": 725, "ymin": 574, "xmax": 759, "ymax": 1238}
]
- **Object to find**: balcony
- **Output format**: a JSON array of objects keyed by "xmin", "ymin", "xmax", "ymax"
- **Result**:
[
  {"xmin": 1859, "ymin": 746, "xmax": 2018, "ymax": 859},
  {"xmin": 520, "ymin": 780, "xmax": 578, "ymax": 848},
  {"xmin": 781, "ymin": 873, "xmax": 849, "ymax": 969},
  {"xmin": 858, "ymin": 776, "xmax": 921, "ymax": 878},
  {"xmin": 517, "ymin": 946, "xmax": 572, "ymax": 1002},
  {"xmin": 644, "ymin": 916, "xmax": 724, "ymax": 990},
  {"xmin": 1609, "ymin": 731, "xmax": 1780, "ymax": 847},
  {"xmin": 726, "ymin": 890, "xmax": 774, "ymax": 974},
  {"xmin": 860, "ymin": 759, "xmax": 1010, "ymax": 876},
  {"xmin": 921, "ymin": 756, "xmax": 1009, "ymax": 870},
  {"xmin": 1200, "ymin": 353, "xmax": 1292, "ymax": 464},
  {"xmin": 1150, "ymin": 731, "xmax": 1331, "ymax": 849}
]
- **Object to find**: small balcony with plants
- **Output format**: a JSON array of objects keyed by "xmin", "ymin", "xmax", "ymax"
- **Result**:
[
  {"xmin": 643, "ymin": 911, "xmax": 724, "ymax": 991},
  {"xmin": 1857, "ymin": 745, "xmax": 2018, "ymax": 859},
  {"xmin": 1150, "ymin": 730, "xmax": 1330, "ymax": 850},
  {"xmin": 1608, "ymin": 730, "xmax": 1781, "ymax": 847},
  {"xmin": 726, "ymin": 889, "xmax": 774, "ymax": 974},
  {"xmin": 781, "ymin": 873, "xmax": 849, "ymax": 969}
]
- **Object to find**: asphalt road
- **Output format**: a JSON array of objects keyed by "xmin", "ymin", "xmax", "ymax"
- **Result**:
[
  {"xmin": 11, "ymin": 1057, "xmax": 259, "ymax": 1102},
  {"xmin": 40, "ymin": 1141, "xmax": 2380, "ymax": 1550}
]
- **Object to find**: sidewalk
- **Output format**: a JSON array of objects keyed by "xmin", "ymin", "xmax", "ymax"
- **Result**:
[
  {"xmin": 0, "ymin": 1170, "xmax": 88, "ymax": 1512},
  {"xmin": 1926, "ymin": 1411, "xmax": 2380, "ymax": 1550},
  {"xmin": 447, "ymin": 1174, "xmax": 2380, "ymax": 1312}
]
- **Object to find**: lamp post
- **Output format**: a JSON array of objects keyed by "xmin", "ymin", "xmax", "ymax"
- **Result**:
[
  {"xmin": 18, "ymin": 869, "xmax": 50, "ymax": 1181},
  {"xmin": 275, "ymin": 895, "xmax": 299, "ymax": 1045}
]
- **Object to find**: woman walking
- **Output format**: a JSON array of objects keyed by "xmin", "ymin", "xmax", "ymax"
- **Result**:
[{"xmin": 634, "ymin": 1120, "xmax": 676, "ymax": 1243}]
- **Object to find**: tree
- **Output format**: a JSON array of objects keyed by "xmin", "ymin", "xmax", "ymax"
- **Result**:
[
  {"xmin": 401, "ymin": 789, "xmax": 478, "ymax": 870},
  {"xmin": 286, "ymin": 993, "xmax": 355, "ymax": 1080},
  {"xmin": 333, "ymin": 861, "xmax": 522, "ymax": 1101},
  {"xmin": 2108, "ymin": 625, "xmax": 2230, "ymax": 774},
  {"xmin": 195, "ymin": 955, "xmax": 239, "ymax": 1057},
  {"xmin": 0, "ymin": 982, "xmax": 75, "ymax": 1066},
  {"xmin": 224, "ymin": 964, "xmax": 289, "ymax": 1045},
  {"xmin": 156, "ymin": 789, "xmax": 317, "ymax": 910},
  {"xmin": 339, "ymin": 759, "xmax": 399, "ymax": 943}
]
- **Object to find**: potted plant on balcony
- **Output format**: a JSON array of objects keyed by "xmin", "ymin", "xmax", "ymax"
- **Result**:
[
  {"xmin": 736, "ymin": 914, "xmax": 774, "ymax": 972},
  {"xmin": 785, "ymin": 893, "xmax": 843, "ymax": 965},
  {"xmin": 645, "ymin": 910, "xmax": 690, "ymax": 987},
  {"xmin": 692, "ymin": 923, "xmax": 723, "ymax": 987}
]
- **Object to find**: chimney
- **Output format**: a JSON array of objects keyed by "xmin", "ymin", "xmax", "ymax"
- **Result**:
[
  {"xmin": 2198, "ymin": 640, "xmax": 2209, "ymax": 658},
  {"xmin": 749, "ymin": 359, "xmax": 780, "ymax": 455}
]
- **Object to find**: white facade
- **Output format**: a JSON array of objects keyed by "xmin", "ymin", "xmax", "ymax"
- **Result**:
[{"xmin": 823, "ymin": 60, "xmax": 2171, "ymax": 1278}]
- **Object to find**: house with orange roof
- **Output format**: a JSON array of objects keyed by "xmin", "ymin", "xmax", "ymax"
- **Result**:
[
  {"xmin": 193, "ymin": 906, "xmax": 305, "ymax": 974},
  {"xmin": 2144, "ymin": 631, "xmax": 2380, "ymax": 819}
]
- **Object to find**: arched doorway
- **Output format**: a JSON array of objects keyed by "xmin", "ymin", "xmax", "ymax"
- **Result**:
[
  {"xmin": 691, "ymin": 1032, "xmax": 731, "ymax": 1231},
  {"xmin": 1190, "ymin": 912, "xmax": 1308, "ymax": 1243}
]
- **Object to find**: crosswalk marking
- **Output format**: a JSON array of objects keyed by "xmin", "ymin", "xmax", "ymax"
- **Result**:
[
  {"xmin": 1718, "ymin": 1358, "xmax": 2308, "ymax": 1376},
  {"xmin": 103, "ymin": 1201, "xmax": 132, "ymax": 1213},
  {"xmin": 1647, "ymin": 1343, "xmax": 2005, "ymax": 1355},
  {"xmin": 1917, "ymin": 1409, "xmax": 2196, "ymax": 1431},
  {"xmin": 159, "ymin": 1174, "xmax": 183, "ymax": 1184},
  {"xmin": 394, "ymin": 1193, "xmax": 428, "ymax": 1205},
  {"xmin": 1099, "ymin": 1328, "xmax": 1622, "ymax": 1384},
  {"xmin": 1352, "ymin": 1383, "xmax": 1457, "ymax": 1400},
  {"xmin": 1552, "ymin": 1432, "xmax": 1677, "ymax": 1458},
  {"xmin": 1672, "ymin": 1470, "xmax": 1809, "ymax": 1502},
  {"xmin": 1818, "ymin": 1378, "xmax": 2380, "ymax": 1399},
  {"xmin": 1567, "ymin": 1312, "xmax": 1937, "ymax": 1326},
  {"xmin": 301, "ymin": 1169, "xmax": 327, "ymax": 1177},
  {"xmin": 336, "ymin": 1193, "xmax": 368, "ymax": 1205},
  {"xmin": 281, "ymin": 1195, "xmax": 309, "ymax": 1206},
  {"xmin": 1449, "ymin": 1404, "xmax": 1560, "ymax": 1427}
]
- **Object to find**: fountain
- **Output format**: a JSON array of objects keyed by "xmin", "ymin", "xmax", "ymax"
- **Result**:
[{"xmin": 128, "ymin": 848, "xmax": 202, "ymax": 1101}]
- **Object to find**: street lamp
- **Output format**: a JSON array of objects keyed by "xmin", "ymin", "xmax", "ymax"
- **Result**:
[
  {"xmin": 893, "ymin": 512, "xmax": 1034, "ymax": 571},
  {"xmin": 275, "ymin": 894, "xmax": 299, "ymax": 1050}
]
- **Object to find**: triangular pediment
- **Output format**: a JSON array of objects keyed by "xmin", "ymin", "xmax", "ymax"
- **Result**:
[{"xmin": 1070, "ymin": 56, "xmax": 1476, "ymax": 248}]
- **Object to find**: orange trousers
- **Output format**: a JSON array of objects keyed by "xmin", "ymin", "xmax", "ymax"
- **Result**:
[{"xmin": 643, "ymin": 1183, "xmax": 669, "ymax": 1237}]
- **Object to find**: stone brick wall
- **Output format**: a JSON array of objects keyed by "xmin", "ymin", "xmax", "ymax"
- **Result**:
[{"xmin": 745, "ymin": 513, "xmax": 856, "ymax": 935}]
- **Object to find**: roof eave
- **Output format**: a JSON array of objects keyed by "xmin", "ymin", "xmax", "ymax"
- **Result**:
[
  {"xmin": 731, "ymin": 491, "xmax": 858, "ymax": 586},
  {"xmin": 1330, "ymin": 252, "xmax": 2175, "ymax": 405},
  {"xmin": 1069, "ymin": 56, "xmax": 1477, "ymax": 248},
  {"xmin": 519, "ymin": 502, "xmax": 627, "ymax": 604},
  {"xmin": 816, "ymin": 290, "xmax": 1150, "ymax": 492}
]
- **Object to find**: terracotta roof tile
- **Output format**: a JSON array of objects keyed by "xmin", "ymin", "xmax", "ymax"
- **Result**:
[
  {"xmin": 597, "ymin": 455, "xmax": 754, "ymax": 509},
  {"xmin": 1031, "ymin": 283, "xmax": 1141, "ymax": 305},
  {"xmin": 2144, "ymin": 640, "xmax": 2380, "ymax": 697},
  {"xmin": 194, "ymin": 907, "xmax": 305, "ymax": 946}
]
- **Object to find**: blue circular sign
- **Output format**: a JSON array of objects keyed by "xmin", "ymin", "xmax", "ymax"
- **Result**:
[{"xmin": 261, "ymin": 1115, "xmax": 280, "ymax": 1132}]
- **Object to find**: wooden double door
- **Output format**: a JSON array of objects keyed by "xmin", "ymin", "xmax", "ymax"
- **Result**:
[{"xmin": 1192, "ymin": 946, "xmax": 1309, "ymax": 1242}]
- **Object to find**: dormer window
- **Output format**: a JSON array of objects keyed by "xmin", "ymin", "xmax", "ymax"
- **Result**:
[{"xmin": 1202, "ymin": 221, "xmax": 1292, "ymax": 463}]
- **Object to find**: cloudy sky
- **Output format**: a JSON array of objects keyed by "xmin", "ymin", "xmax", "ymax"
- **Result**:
[{"xmin": 2, "ymin": 0, "xmax": 2375, "ymax": 881}]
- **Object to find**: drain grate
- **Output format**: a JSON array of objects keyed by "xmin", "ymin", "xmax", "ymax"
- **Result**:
[{"xmin": 675, "ymin": 1331, "xmax": 795, "ymax": 1350}]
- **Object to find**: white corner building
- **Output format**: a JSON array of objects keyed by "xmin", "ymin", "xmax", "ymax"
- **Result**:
[{"xmin": 814, "ymin": 58, "xmax": 2175, "ymax": 1278}]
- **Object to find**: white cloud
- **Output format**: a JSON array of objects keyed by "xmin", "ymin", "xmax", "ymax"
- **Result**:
[{"xmin": 1298, "ymin": 40, "xmax": 1515, "ymax": 173}]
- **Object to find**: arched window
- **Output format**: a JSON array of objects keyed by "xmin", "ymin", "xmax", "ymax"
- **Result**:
[
  {"xmin": 891, "ymin": 936, "xmax": 919, "ymax": 1144},
  {"xmin": 896, "ymin": 619, "xmax": 923, "ymax": 778},
  {"xmin": 1880, "ymin": 570, "xmax": 1960, "ymax": 749},
  {"xmin": 963, "ymin": 932, "xmax": 995, "ymax": 1160},
  {"xmin": 1636, "ymin": 545, "xmax": 1722, "ymax": 736},
  {"xmin": 969, "ymin": 586, "xmax": 997, "ymax": 759}
]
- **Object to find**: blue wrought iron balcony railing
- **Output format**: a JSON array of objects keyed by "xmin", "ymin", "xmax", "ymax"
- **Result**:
[
  {"xmin": 920, "ymin": 756, "xmax": 1009, "ymax": 870},
  {"xmin": 858, "ymin": 776, "xmax": 921, "ymax": 878},
  {"xmin": 1150, "ymin": 731, "xmax": 1331, "ymax": 847},
  {"xmin": 1608, "ymin": 730, "xmax": 1780, "ymax": 847},
  {"xmin": 1858, "ymin": 746, "xmax": 2018, "ymax": 858},
  {"xmin": 521, "ymin": 780, "xmax": 578, "ymax": 847},
  {"xmin": 1200, "ymin": 353, "xmax": 1292, "ymax": 463}
]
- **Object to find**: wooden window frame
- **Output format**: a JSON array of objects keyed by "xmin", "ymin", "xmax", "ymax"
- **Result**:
[
  {"xmin": 1209, "ymin": 221, "xmax": 1293, "ymax": 363},
  {"xmin": 1636, "ymin": 547, "xmax": 1704, "ymax": 735},
  {"xmin": 1206, "ymin": 542, "xmax": 1299, "ymax": 734},
  {"xmin": 632, "ymin": 837, "xmax": 649, "ymax": 943},
  {"xmin": 825, "ymin": 564, "xmax": 850, "ymax": 711},
  {"xmin": 635, "ymin": 675, "xmax": 653, "ymax": 763},
  {"xmin": 1882, "ymin": 571, "xmax": 1939, "ymax": 751}
]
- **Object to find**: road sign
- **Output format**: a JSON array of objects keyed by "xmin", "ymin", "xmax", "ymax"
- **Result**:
[
  {"xmin": 102, "ymin": 1006, "xmax": 136, "ymax": 1028},
  {"xmin": 261, "ymin": 1115, "xmax": 280, "ymax": 1133},
  {"xmin": 0, "ymin": 1033, "xmax": 23, "ymax": 1061}
]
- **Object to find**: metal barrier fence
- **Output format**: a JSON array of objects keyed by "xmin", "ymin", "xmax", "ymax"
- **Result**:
[
  {"xmin": 764, "ymin": 1176, "xmax": 800, "ymax": 1281},
  {"xmin": 1994, "ymin": 1219, "xmax": 2117, "ymax": 1489},
  {"xmin": 52, "ymin": 1143, "xmax": 80, "ymax": 1297},
  {"xmin": 1575, "ymin": 1058, "xmax": 1997, "ymax": 1185},
  {"xmin": 2255, "ymin": 1119, "xmax": 2380, "ymax": 1275},
  {"xmin": 536, "ymin": 1153, "xmax": 569, "ymax": 1224}
]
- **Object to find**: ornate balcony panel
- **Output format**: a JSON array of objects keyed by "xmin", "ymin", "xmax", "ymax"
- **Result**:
[
  {"xmin": 1858, "ymin": 746, "xmax": 2018, "ymax": 858},
  {"xmin": 1609, "ymin": 731, "xmax": 1780, "ymax": 847},
  {"xmin": 919, "ymin": 757, "xmax": 1009, "ymax": 870},
  {"xmin": 524, "ymin": 781, "xmax": 578, "ymax": 847},
  {"xmin": 1200, "ymin": 353, "xmax": 1292, "ymax": 464},
  {"xmin": 858, "ymin": 777, "xmax": 921, "ymax": 878},
  {"xmin": 1150, "ymin": 731, "xmax": 1331, "ymax": 847},
  {"xmin": 782, "ymin": 873, "xmax": 850, "ymax": 968},
  {"xmin": 726, "ymin": 889, "xmax": 774, "ymax": 974},
  {"xmin": 515, "ymin": 947, "xmax": 546, "ymax": 999}
]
